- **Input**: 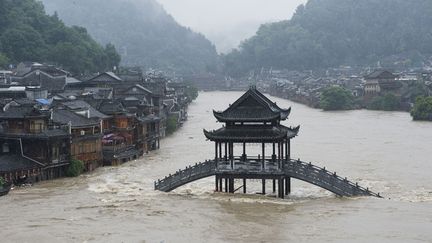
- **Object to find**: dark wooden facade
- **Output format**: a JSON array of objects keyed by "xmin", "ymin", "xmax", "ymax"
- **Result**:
[{"xmin": 0, "ymin": 105, "xmax": 70, "ymax": 183}]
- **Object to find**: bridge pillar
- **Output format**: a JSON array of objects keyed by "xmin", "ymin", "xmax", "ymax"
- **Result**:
[
  {"xmin": 278, "ymin": 178, "xmax": 285, "ymax": 199},
  {"xmin": 272, "ymin": 179, "xmax": 276, "ymax": 193},
  {"xmin": 225, "ymin": 177, "xmax": 228, "ymax": 192},
  {"xmin": 285, "ymin": 177, "xmax": 291, "ymax": 195},
  {"xmin": 262, "ymin": 179, "xmax": 266, "ymax": 195},
  {"xmin": 229, "ymin": 178, "xmax": 234, "ymax": 193}
]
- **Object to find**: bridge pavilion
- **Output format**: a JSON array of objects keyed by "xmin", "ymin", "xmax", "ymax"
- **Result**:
[{"xmin": 204, "ymin": 86, "xmax": 300, "ymax": 198}]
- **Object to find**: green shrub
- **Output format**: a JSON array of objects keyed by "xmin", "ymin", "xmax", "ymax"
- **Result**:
[
  {"xmin": 66, "ymin": 159, "xmax": 85, "ymax": 177},
  {"xmin": 367, "ymin": 93, "xmax": 401, "ymax": 111},
  {"xmin": 166, "ymin": 116, "xmax": 178, "ymax": 135},
  {"xmin": 0, "ymin": 177, "xmax": 5, "ymax": 187},
  {"xmin": 319, "ymin": 86, "xmax": 354, "ymax": 111},
  {"xmin": 411, "ymin": 96, "xmax": 432, "ymax": 121}
]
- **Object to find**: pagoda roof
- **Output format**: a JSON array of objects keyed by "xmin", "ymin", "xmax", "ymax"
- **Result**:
[
  {"xmin": 364, "ymin": 70, "xmax": 397, "ymax": 80},
  {"xmin": 203, "ymin": 125, "xmax": 300, "ymax": 142},
  {"xmin": 213, "ymin": 87, "xmax": 291, "ymax": 122}
]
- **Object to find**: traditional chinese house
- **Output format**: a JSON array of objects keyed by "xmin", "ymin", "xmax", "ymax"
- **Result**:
[
  {"xmin": 98, "ymin": 100, "xmax": 141, "ymax": 165},
  {"xmin": 52, "ymin": 108, "xmax": 103, "ymax": 172},
  {"xmin": 0, "ymin": 104, "xmax": 70, "ymax": 183}
]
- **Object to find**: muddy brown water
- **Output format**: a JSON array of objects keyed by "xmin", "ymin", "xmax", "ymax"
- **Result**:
[{"xmin": 1, "ymin": 91, "xmax": 431, "ymax": 242}]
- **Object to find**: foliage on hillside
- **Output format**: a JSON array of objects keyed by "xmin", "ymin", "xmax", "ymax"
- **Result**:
[
  {"xmin": 411, "ymin": 96, "xmax": 432, "ymax": 121},
  {"xmin": 42, "ymin": 0, "xmax": 219, "ymax": 75},
  {"xmin": 0, "ymin": 0, "xmax": 120, "ymax": 74},
  {"xmin": 223, "ymin": 0, "xmax": 432, "ymax": 77},
  {"xmin": 320, "ymin": 86, "xmax": 354, "ymax": 111}
]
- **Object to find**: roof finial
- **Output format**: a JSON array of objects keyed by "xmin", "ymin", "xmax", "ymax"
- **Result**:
[{"xmin": 249, "ymin": 84, "xmax": 256, "ymax": 90}]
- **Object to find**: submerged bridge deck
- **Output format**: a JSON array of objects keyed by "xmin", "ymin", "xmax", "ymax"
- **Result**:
[{"xmin": 154, "ymin": 159, "xmax": 381, "ymax": 198}]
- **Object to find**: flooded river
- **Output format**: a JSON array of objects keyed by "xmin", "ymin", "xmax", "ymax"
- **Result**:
[{"xmin": 1, "ymin": 91, "xmax": 432, "ymax": 242}]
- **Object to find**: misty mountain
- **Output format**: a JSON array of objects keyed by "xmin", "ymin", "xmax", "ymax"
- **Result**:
[
  {"xmin": 41, "ymin": 0, "xmax": 219, "ymax": 75},
  {"xmin": 0, "ymin": 0, "xmax": 120, "ymax": 73},
  {"xmin": 223, "ymin": 0, "xmax": 432, "ymax": 77}
]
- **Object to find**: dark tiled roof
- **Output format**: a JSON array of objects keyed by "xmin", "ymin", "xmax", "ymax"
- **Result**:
[
  {"xmin": 364, "ymin": 70, "xmax": 397, "ymax": 79},
  {"xmin": 214, "ymin": 87, "xmax": 291, "ymax": 122},
  {"xmin": 204, "ymin": 125, "xmax": 300, "ymax": 142},
  {"xmin": 61, "ymin": 100, "xmax": 109, "ymax": 119},
  {"xmin": 0, "ymin": 154, "xmax": 42, "ymax": 172},
  {"xmin": 138, "ymin": 114, "xmax": 161, "ymax": 123},
  {"xmin": 87, "ymin": 72, "xmax": 122, "ymax": 82},
  {"xmin": 52, "ymin": 109, "xmax": 100, "ymax": 127},
  {"xmin": 0, "ymin": 106, "xmax": 48, "ymax": 119},
  {"xmin": 97, "ymin": 100, "xmax": 126, "ymax": 115}
]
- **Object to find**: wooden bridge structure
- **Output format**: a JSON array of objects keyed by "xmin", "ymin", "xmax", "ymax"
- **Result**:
[
  {"xmin": 154, "ymin": 159, "xmax": 381, "ymax": 198},
  {"xmin": 154, "ymin": 87, "xmax": 381, "ymax": 198}
]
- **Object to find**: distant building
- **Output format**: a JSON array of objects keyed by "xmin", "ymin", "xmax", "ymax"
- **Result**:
[{"xmin": 364, "ymin": 70, "xmax": 401, "ymax": 98}]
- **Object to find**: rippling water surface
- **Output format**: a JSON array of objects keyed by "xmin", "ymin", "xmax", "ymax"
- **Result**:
[{"xmin": 1, "ymin": 91, "xmax": 432, "ymax": 242}]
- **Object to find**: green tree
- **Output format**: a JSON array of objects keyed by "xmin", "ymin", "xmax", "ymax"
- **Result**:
[
  {"xmin": 41, "ymin": 0, "xmax": 218, "ymax": 75},
  {"xmin": 166, "ymin": 116, "xmax": 178, "ymax": 135},
  {"xmin": 185, "ymin": 85, "xmax": 199, "ymax": 101},
  {"xmin": 66, "ymin": 159, "xmax": 85, "ymax": 177},
  {"xmin": 223, "ymin": 0, "xmax": 432, "ymax": 76},
  {"xmin": 0, "ymin": 0, "xmax": 120, "ymax": 74},
  {"xmin": 0, "ymin": 176, "xmax": 5, "ymax": 188},
  {"xmin": 320, "ymin": 86, "xmax": 354, "ymax": 111},
  {"xmin": 410, "ymin": 96, "xmax": 432, "ymax": 121},
  {"xmin": 0, "ymin": 52, "xmax": 9, "ymax": 68},
  {"xmin": 367, "ymin": 93, "xmax": 401, "ymax": 111},
  {"xmin": 104, "ymin": 43, "xmax": 121, "ymax": 71}
]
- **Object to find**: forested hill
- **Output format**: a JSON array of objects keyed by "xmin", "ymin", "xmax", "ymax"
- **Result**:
[
  {"xmin": 42, "ymin": 0, "xmax": 219, "ymax": 75},
  {"xmin": 223, "ymin": 0, "xmax": 432, "ymax": 77},
  {"xmin": 0, "ymin": 0, "xmax": 120, "ymax": 74}
]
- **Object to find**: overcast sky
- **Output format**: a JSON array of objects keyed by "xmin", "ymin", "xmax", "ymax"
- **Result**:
[{"xmin": 157, "ymin": 0, "xmax": 307, "ymax": 53}]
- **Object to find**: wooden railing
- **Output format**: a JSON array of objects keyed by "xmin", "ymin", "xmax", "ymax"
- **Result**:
[
  {"xmin": 155, "ymin": 160, "xmax": 216, "ymax": 192},
  {"xmin": 154, "ymin": 159, "xmax": 381, "ymax": 198}
]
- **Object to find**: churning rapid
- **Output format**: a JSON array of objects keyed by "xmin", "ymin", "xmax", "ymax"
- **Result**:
[{"xmin": 1, "ymin": 91, "xmax": 431, "ymax": 243}]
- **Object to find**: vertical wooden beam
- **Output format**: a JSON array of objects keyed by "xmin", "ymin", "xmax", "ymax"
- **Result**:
[
  {"xmin": 280, "ymin": 178, "xmax": 285, "ymax": 199},
  {"xmin": 285, "ymin": 177, "xmax": 291, "ymax": 195},
  {"xmin": 225, "ymin": 177, "xmax": 228, "ymax": 192},
  {"xmin": 288, "ymin": 139, "xmax": 291, "ymax": 160},
  {"xmin": 243, "ymin": 178, "xmax": 247, "ymax": 193},
  {"xmin": 243, "ymin": 142, "xmax": 246, "ymax": 160},
  {"xmin": 215, "ymin": 175, "xmax": 219, "ymax": 192},
  {"xmin": 215, "ymin": 142, "xmax": 218, "ymax": 161},
  {"xmin": 219, "ymin": 142, "xmax": 222, "ymax": 159},
  {"xmin": 229, "ymin": 178, "xmax": 234, "ymax": 193},
  {"xmin": 272, "ymin": 143, "xmax": 276, "ymax": 161},
  {"xmin": 262, "ymin": 142, "xmax": 265, "ymax": 170},
  {"xmin": 230, "ymin": 142, "xmax": 234, "ymax": 169},
  {"xmin": 262, "ymin": 179, "xmax": 266, "ymax": 195},
  {"xmin": 224, "ymin": 142, "xmax": 227, "ymax": 160},
  {"xmin": 273, "ymin": 179, "xmax": 276, "ymax": 193},
  {"xmin": 219, "ymin": 177, "xmax": 223, "ymax": 191},
  {"xmin": 278, "ymin": 142, "xmax": 281, "ymax": 169},
  {"xmin": 280, "ymin": 141, "xmax": 284, "ymax": 162}
]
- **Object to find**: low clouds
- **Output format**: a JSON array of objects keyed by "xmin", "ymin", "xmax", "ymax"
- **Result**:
[{"xmin": 157, "ymin": 0, "xmax": 307, "ymax": 53}]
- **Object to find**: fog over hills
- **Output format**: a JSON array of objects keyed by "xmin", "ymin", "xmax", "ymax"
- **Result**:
[
  {"xmin": 42, "ymin": 0, "xmax": 219, "ymax": 74},
  {"xmin": 157, "ymin": 0, "xmax": 307, "ymax": 53}
]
